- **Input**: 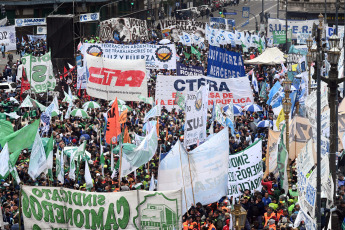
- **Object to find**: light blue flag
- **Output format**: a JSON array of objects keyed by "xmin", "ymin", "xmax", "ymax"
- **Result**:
[
  {"xmin": 267, "ymin": 81, "xmax": 284, "ymax": 108},
  {"xmin": 182, "ymin": 32, "xmax": 192, "ymax": 46},
  {"xmin": 225, "ymin": 117, "xmax": 235, "ymax": 136}
]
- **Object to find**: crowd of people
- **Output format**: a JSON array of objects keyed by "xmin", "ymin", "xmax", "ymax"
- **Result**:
[{"xmin": 0, "ymin": 18, "xmax": 344, "ymax": 230}]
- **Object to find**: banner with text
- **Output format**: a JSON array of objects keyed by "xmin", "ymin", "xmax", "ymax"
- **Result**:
[
  {"xmin": 77, "ymin": 66, "xmax": 88, "ymax": 90},
  {"xmin": 21, "ymin": 186, "xmax": 182, "ymax": 230},
  {"xmin": 210, "ymin": 17, "xmax": 227, "ymax": 30},
  {"xmin": 228, "ymin": 139, "xmax": 263, "ymax": 197},
  {"xmin": 177, "ymin": 62, "xmax": 204, "ymax": 76},
  {"xmin": 80, "ymin": 13, "xmax": 99, "ymax": 22},
  {"xmin": 207, "ymin": 45, "xmax": 245, "ymax": 78},
  {"xmin": 0, "ymin": 26, "xmax": 16, "ymax": 51},
  {"xmin": 15, "ymin": 18, "xmax": 46, "ymax": 27},
  {"xmin": 155, "ymin": 75, "xmax": 254, "ymax": 110},
  {"xmin": 85, "ymin": 54, "xmax": 147, "ymax": 101},
  {"xmin": 160, "ymin": 20, "xmax": 206, "ymax": 42},
  {"xmin": 267, "ymin": 18, "xmax": 318, "ymax": 39},
  {"xmin": 99, "ymin": 18, "xmax": 149, "ymax": 42},
  {"xmin": 82, "ymin": 43, "xmax": 176, "ymax": 70}
]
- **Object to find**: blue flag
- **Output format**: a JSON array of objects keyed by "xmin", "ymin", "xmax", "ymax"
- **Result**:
[{"xmin": 267, "ymin": 81, "xmax": 283, "ymax": 108}]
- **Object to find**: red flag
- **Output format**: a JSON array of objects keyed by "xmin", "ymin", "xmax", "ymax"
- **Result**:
[
  {"xmin": 20, "ymin": 69, "xmax": 30, "ymax": 102},
  {"xmin": 105, "ymin": 97, "xmax": 121, "ymax": 145},
  {"xmin": 63, "ymin": 67, "xmax": 68, "ymax": 78}
]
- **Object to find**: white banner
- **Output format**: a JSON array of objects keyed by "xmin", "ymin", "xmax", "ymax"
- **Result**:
[
  {"xmin": 143, "ymin": 104, "xmax": 161, "ymax": 123},
  {"xmin": 85, "ymin": 54, "xmax": 147, "ymax": 101},
  {"xmin": 21, "ymin": 186, "xmax": 182, "ymax": 230},
  {"xmin": 155, "ymin": 75, "xmax": 254, "ymax": 110},
  {"xmin": 293, "ymin": 208, "xmax": 316, "ymax": 229},
  {"xmin": 0, "ymin": 25, "xmax": 16, "ymax": 51},
  {"xmin": 158, "ymin": 129, "xmax": 229, "ymax": 214},
  {"xmin": 228, "ymin": 140, "xmax": 263, "ymax": 197},
  {"xmin": 184, "ymin": 85, "xmax": 208, "ymax": 147},
  {"xmin": 160, "ymin": 20, "xmax": 206, "ymax": 42},
  {"xmin": 15, "ymin": 18, "xmax": 46, "ymax": 27},
  {"xmin": 82, "ymin": 43, "xmax": 177, "ymax": 70},
  {"xmin": 99, "ymin": 18, "xmax": 149, "ymax": 42},
  {"xmin": 37, "ymin": 26, "xmax": 47, "ymax": 34},
  {"xmin": 80, "ymin": 13, "xmax": 99, "ymax": 22},
  {"xmin": 267, "ymin": 18, "xmax": 317, "ymax": 39},
  {"xmin": 27, "ymin": 35, "xmax": 46, "ymax": 42},
  {"xmin": 77, "ymin": 66, "xmax": 88, "ymax": 90}
]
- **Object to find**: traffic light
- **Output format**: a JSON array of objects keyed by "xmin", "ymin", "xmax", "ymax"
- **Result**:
[
  {"xmin": 219, "ymin": 10, "xmax": 222, "ymax": 15},
  {"xmin": 131, "ymin": 1, "xmax": 134, "ymax": 6}
]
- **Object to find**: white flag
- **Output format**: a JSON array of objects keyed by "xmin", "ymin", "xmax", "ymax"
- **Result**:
[
  {"xmin": 0, "ymin": 143, "xmax": 9, "ymax": 179},
  {"xmin": 252, "ymin": 71, "xmax": 259, "ymax": 93},
  {"xmin": 57, "ymin": 150, "xmax": 64, "ymax": 184},
  {"xmin": 69, "ymin": 150, "xmax": 76, "ymax": 180},
  {"xmin": 85, "ymin": 161, "xmax": 93, "ymax": 189},
  {"xmin": 28, "ymin": 131, "xmax": 47, "ymax": 180},
  {"xmin": 149, "ymin": 174, "xmax": 156, "ymax": 191}
]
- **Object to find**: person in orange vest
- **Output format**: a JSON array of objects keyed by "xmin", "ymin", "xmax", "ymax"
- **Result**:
[
  {"xmin": 202, "ymin": 218, "xmax": 216, "ymax": 230},
  {"xmin": 267, "ymin": 218, "xmax": 277, "ymax": 230},
  {"xmin": 183, "ymin": 217, "xmax": 194, "ymax": 230},
  {"xmin": 264, "ymin": 207, "xmax": 277, "ymax": 227}
]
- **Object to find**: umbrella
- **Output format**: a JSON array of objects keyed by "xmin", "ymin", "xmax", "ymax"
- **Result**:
[
  {"xmin": 83, "ymin": 101, "xmax": 101, "ymax": 109},
  {"xmin": 109, "ymin": 99, "xmax": 126, "ymax": 106},
  {"xmin": 243, "ymin": 104, "xmax": 263, "ymax": 113},
  {"xmin": 159, "ymin": 39, "xmax": 171, "ymax": 45},
  {"xmin": 70, "ymin": 109, "xmax": 89, "ymax": 118},
  {"xmin": 233, "ymin": 104, "xmax": 243, "ymax": 116},
  {"xmin": 257, "ymin": 120, "xmax": 273, "ymax": 128},
  {"xmin": 62, "ymin": 95, "xmax": 79, "ymax": 103}
]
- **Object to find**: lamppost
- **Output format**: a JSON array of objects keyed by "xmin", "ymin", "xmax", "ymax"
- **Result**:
[
  {"xmin": 282, "ymin": 77, "xmax": 292, "ymax": 189},
  {"xmin": 232, "ymin": 203, "xmax": 247, "ymax": 230},
  {"xmin": 306, "ymin": 36, "xmax": 313, "ymax": 95}
]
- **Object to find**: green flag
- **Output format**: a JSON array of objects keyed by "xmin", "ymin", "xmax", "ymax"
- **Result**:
[
  {"xmin": 30, "ymin": 98, "xmax": 47, "ymax": 111},
  {"xmin": 0, "ymin": 119, "xmax": 40, "ymax": 165},
  {"xmin": 28, "ymin": 131, "xmax": 48, "ymax": 180},
  {"xmin": 0, "ymin": 120, "xmax": 14, "ymax": 140},
  {"xmin": 277, "ymin": 123, "xmax": 289, "ymax": 192},
  {"xmin": 44, "ymin": 136, "xmax": 54, "ymax": 181},
  {"xmin": 175, "ymin": 91, "xmax": 185, "ymax": 110},
  {"xmin": 56, "ymin": 149, "xmax": 64, "ymax": 184},
  {"xmin": 69, "ymin": 141, "xmax": 86, "ymax": 181},
  {"xmin": 184, "ymin": 52, "xmax": 191, "ymax": 60},
  {"xmin": 259, "ymin": 81, "xmax": 267, "ymax": 99},
  {"xmin": 0, "ymin": 143, "xmax": 21, "ymax": 183},
  {"xmin": 191, "ymin": 46, "xmax": 201, "ymax": 60},
  {"xmin": 138, "ymin": 95, "xmax": 154, "ymax": 105}
]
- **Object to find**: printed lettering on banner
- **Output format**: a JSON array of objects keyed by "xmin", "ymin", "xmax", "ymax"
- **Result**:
[
  {"xmin": 0, "ymin": 26, "xmax": 16, "ymax": 51},
  {"xmin": 293, "ymin": 209, "xmax": 316, "ymax": 229},
  {"xmin": 184, "ymin": 86, "xmax": 208, "ymax": 147},
  {"xmin": 297, "ymin": 32, "xmax": 310, "ymax": 45},
  {"xmin": 210, "ymin": 17, "xmax": 227, "ymax": 30},
  {"xmin": 77, "ymin": 66, "xmax": 88, "ymax": 90},
  {"xmin": 27, "ymin": 35, "xmax": 46, "ymax": 42},
  {"xmin": 80, "ymin": 13, "xmax": 99, "ymax": 22},
  {"xmin": 267, "ymin": 130, "xmax": 280, "ymax": 179},
  {"xmin": 36, "ymin": 26, "xmax": 47, "ymax": 35},
  {"xmin": 177, "ymin": 62, "xmax": 204, "ymax": 76},
  {"xmin": 15, "ymin": 18, "xmax": 46, "ymax": 27},
  {"xmin": 21, "ymin": 186, "xmax": 182, "ymax": 230},
  {"xmin": 155, "ymin": 75, "xmax": 254, "ymax": 110},
  {"xmin": 207, "ymin": 45, "xmax": 245, "ymax": 78},
  {"xmin": 160, "ymin": 19, "xmax": 206, "ymax": 42},
  {"xmin": 267, "ymin": 19, "xmax": 318, "ymax": 39},
  {"xmin": 228, "ymin": 140, "xmax": 263, "ymax": 197},
  {"xmin": 99, "ymin": 18, "xmax": 149, "ymax": 42},
  {"xmin": 303, "ymin": 181, "xmax": 316, "ymax": 217},
  {"xmin": 82, "ymin": 43, "xmax": 176, "ymax": 70},
  {"xmin": 85, "ymin": 54, "xmax": 147, "ymax": 101}
]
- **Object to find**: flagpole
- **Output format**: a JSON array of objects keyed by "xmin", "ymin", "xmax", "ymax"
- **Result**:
[
  {"xmin": 18, "ymin": 182, "xmax": 23, "ymax": 230},
  {"xmin": 118, "ymin": 142, "xmax": 122, "ymax": 190},
  {"xmin": 186, "ymin": 149, "xmax": 196, "ymax": 205},
  {"xmin": 178, "ymin": 142, "xmax": 189, "ymax": 212}
]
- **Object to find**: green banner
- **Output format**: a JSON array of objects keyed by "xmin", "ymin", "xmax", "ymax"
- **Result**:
[{"xmin": 273, "ymin": 30, "xmax": 292, "ymax": 44}]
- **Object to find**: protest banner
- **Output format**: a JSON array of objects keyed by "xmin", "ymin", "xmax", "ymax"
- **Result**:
[
  {"xmin": 210, "ymin": 17, "xmax": 227, "ymax": 30},
  {"xmin": 207, "ymin": 45, "xmax": 245, "ymax": 78},
  {"xmin": 80, "ymin": 13, "xmax": 99, "ymax": 22},
  {"xmin": 297, "ymin": 32, "xmax": 310, "ymax": 45},
  {"xmin": 21, "ymin": 51, "xmax": 56, "ymax": 93},
  {"xmin": 160, "ymin": 19, "xmax": 206, "ymax": 42},
  {"xmin": 177, "ymin": 62, "xmax": 204, "ymax": 76},
  {"xmin": 99, "ymin": 18, "xmax": 149, "ymax": 42},
  {"xmin": 265, "ymin": 129, "xmax": 280, "ymax": 179},
  {"xmin": 27, "ymin": 35, "xmax": 46, "ymax": 42},
  {"xmin": 82, "ymin": 43, "xmax": 176, "ymax": 70},
  {"xmin": 85, "ymin": 54, "xmax": 147, "ymax": 101},
  {"xmin": 155, "ymin": 75, "xmax": 254, "ymax": 110},
  {"xmin": 158, "ymin": 129, "xmax": 229, "ymax": 214},
  {"xmin": 272, "ymin": 30, "xmax": 290, "ymax": 44},
  {"xmin": 228, "ymin": 139, "xmax": 263, "ymax": 197},
  {"xmin": 293, "ymin": 208, "xmax": 316, "ymax": 229},
  {"xmin": 0, "ymin": 25, "xmax": 16, "ymax": 51},
  {"xmin": 15, "ymin": 18, "xmax": 46, "ymax": 27},
  {"xmin": 21, "ymin": 186, "xmax": 182, "ymax": 230},
  {"xmin": 37, "ymin": 26, "xmax": 47, "ymax": 35},
  {"xmin": 267, "ymin": 18, "xmax": 318, "ymax": 39},
  {"xmin": 77, "ymin": 66, "xmax": 88, "ymax": 90},
  {"xmin": 184, "ymin": 86, "xmax": 208, "ymax": 147}
]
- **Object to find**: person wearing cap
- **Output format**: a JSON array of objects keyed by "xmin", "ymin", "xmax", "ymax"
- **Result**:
[
  {"xmin": 267, "ymin": 218, "xmax": 276, "ymax": 230},
  {"xmin": 288, "ymin": 184, "xmax": 298, "ymax": 199},
  {"xmin": 264, "ymin": 207, "xmax": 276, "ymax": 227}
]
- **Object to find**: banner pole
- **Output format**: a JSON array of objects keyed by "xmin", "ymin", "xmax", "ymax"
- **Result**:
[
  {"xmin": 18, "ymin": 182, "xmax": 23, "ymax": 230},
  {"xmin": 178, "ymin": 142, "xmax": 188, "ymax": 212},
  {"xmin": 187, "ymin": 150, "xmax": 196, "ymax": 205},
  {"xmin": 118, "ymin": 142, "xmax": 122, "ymax": 190}
]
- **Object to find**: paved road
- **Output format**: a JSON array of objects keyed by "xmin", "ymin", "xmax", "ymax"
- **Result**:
[{"xmin": 197, "ymin": 0, "xmax": 283, "ymax": 31}]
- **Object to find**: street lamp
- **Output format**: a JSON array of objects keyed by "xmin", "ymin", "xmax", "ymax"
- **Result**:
[
  {"xmin": 306, "ymin": 35, "xmax": 313, "ymax": 94},
  {"xmin": 282, "ymin": 77, "xmax": 292, "ymax": 189},
  {"xmin": 232, "ymin": 203, "xmax": 247, "ymax": 230}
]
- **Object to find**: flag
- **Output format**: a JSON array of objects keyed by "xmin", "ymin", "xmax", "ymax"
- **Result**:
[
  {"xmin": 144, "ymin": 103, "xmax": 161, "ymax": 123},
  {"xmin": 57, "ymin": 149, "xmax": 64, "ymax": 184},
  {"xmin": 259, "ymin": 81, "xmax": 267, "ymax": 99},
  {"xmin": 138, "ymin": 95, "xmax": 154, "ymax": 105},
  {"xmin": 44, "ymin": 136, "xmax": 54, "ymax": 181},
  {"xmin": 156, "ymin": 119, "xmax": 160, "ymax": 137},
  {"xmin": 105, "ymin": 97, "xmax": 121, "ymax": 144},
  {"xmin": 20, "ymin": 95, "xmax": 33, "ymax": 108},
  {"xmin": 0, "ymin": 120, "xmax": 14, "ymax": 139},
  {"xmin": 85, "ymin": 160, "xmax": 93, "ymax": 189},
  {"xmin": 276, "ymin": 108, "xmax": 285, "ymax": 129},
  {"xmin": 123, "ymin": 126, "xmax": 131, "ymax": 143},
  {"xmin": 0, "ymin": 143, "xmax": 10, "ymax": 179},
  {"xmin": 277, "ymin": 123, "xmax": 289, "ymax": 192},
  {"xmin": 191, "ymin": 46, "xmax": 201, "ymax": 60},
  {"xmin": 28, "ymin": 131, "xmax": 48, "ymax": 180},
  {"xmin": 149, "ymin": 174, "xmax": 156, "ymax": 191},
  {"xmin": 252, "ymin": 72, "xmax": 259, "ymax": 93},
  {"xmin": 0, "ymin": 119, "xmax": 39, "ymax": 165},
  {"xmin": 119, "ymin": 109, "xmax": 128, "ymax": 124},
  {"xmin": 184, "ymin": 52, "xmax": 191, "ymax": 60},
  {"xmin": 267, "ymin": 81, "xmax": 283, "ymax": 108},
  {"xmin": 77, "ymin": 42, "xmax": 83, "ymax": 51},
  {"xmin": 175, "ymin": 91, "xmax": 185, "ymax": 110}
]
